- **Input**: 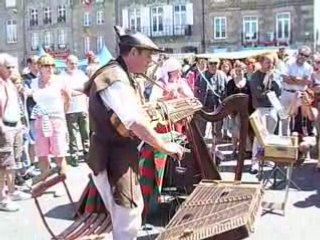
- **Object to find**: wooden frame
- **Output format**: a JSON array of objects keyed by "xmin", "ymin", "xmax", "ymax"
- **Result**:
[
  {"xmin": 30, "ymin": 168, "xmax": 111, "ymax": 240},
  {"xmin": 249, "ymin": 110, "xmax": 298, "ymax": 163},
  {"xmin": 249, "ymin": 110, "xmax": 299, "ymax": 215}
]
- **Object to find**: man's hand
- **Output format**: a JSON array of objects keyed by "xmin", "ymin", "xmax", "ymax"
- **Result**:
[
  {"xmin": 312, "ymin": 85, "xmax": 320, "ymax": 93},
  {"xmin": 283, "ymin": 75, "xmax": 296, "ymax": 84},
  {"xmin": 161, "ymin": 142, "xmax": 184, "ymax": 160},
  {"xmin": 71, "ymin": 90, "xmax": 84, "ymax": 96},
  {"xmin": 23, "ymin": 87, "xmax": 34, "ymax": 97}
]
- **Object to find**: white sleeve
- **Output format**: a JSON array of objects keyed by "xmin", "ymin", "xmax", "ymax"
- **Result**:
[
  {"xmin": 282, "ymin": 63, "xmax": 290, "ymax": 76},
  {"xmin": 305, "ymin": 64, "xmax": 313, "ymax": 79},
  {"xmin": 99, "ymin": 81, "xmax": 146, "ymax": 129},
  {"xmin": 180, "ymin": 80, "xmax": 194, "ymax": 97},
  {"xmin": 149, "ymin": 85, "xmax": 164, "ymax": 101}
]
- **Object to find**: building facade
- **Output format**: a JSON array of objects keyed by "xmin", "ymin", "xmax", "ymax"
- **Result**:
[
  {"xmin": 71, "ymin": 0, "xmax": 116, "ymax": 57},
  {"xmin": 198, "ymin": 0, "xmax": 314, "ymax": 53},
  {"xmin": 314, "ymin": 0, "xmax": 320, "ymax": 52},
  {"xmin": 0, "ymin": 0, "xmax": 116, "ymax": 65},
  {"xmin": 117, "ymin": 0, "xmax": 198, "ymax": 53},
  {"xmin": 0, "ymin": 0, "xmax": 26, "ymax": 65},
  {"xmin": 0, "ymin": 0, "xmax": 315, "ymax": 64},
  {"xmin": 25, "ymin": 0, "xmax": 73, "ymax": 60},
  {"xmin": 117, "ymin": 0, "xmax": 314, "ymax": 53}
]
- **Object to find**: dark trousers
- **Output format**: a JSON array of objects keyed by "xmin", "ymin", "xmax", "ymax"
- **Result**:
[{"xmin": 66, "ymin": 112, "xmax": 90, "ymax": 162}]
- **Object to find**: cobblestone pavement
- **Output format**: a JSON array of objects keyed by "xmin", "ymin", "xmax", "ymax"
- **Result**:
[{"xmin": 1, "ymin": 158, "xmax": 320, "ymax": 240}]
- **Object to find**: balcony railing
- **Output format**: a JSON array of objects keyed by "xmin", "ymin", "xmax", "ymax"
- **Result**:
[
  {"xmin": 57, "ymin": 15, "xmax": 66, "ymax": 23},
  {"xmin": 30, "ymin": 19, "xmax": 38, "ymax": 27},
  {"xmin": 44, "ymin": 18, "xmax": 52, "ymax": 25},
  {"xmin": 43, "ymin": 43, "xmax": 55, "ymax": 50},
  {"xmin": 241, "ymin": 31, "xmax": 291, "ymax": 47},
  {"xmin": 31, "ymin": 43, "xmax": 69, "ymax": 51},
  {"xmin": 136, "ymin": 24, "xmax": 192, "ymax": 38}
]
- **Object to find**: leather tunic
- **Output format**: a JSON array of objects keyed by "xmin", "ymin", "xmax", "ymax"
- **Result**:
[{"xmin": 86, "ymin": 57, "xmax": 144, "ymax": 208}]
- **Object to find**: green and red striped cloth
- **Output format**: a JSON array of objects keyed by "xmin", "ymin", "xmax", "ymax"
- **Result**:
[
  {"xmin": 139, "ymin": 143, "xmax": 168, "ymax": 215},
  {"xmin": 77, "ymin": 131, "xmax": 184, "ymax": 216}
]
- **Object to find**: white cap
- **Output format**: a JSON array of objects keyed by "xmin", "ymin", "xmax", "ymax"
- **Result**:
[
  {"xmin": 0, "ymin": 53, "xmax": 17, "ymax": 68},
  {"xmin": 314, "ymin": 53, "xmax": 320, "ymax": 62},
  {"xmin": 163, "ymin": 58, "xmax": 181, "ymax": 74}
]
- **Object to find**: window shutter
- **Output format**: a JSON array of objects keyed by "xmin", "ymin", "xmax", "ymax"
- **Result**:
[
  {"xmin": 6, "ymin": 23, "xmax": 11, "ymax": 43},
  {"xmin": 141, "ymin": 7, "xmax": 151, "ymax": 36},
  {"xmin": 122, "ymin": 8, "xmax": 129, "ymax": 29},
  {"xmin": 163, "ymin": 5, "xmax": 173, "ymax": 36},
  {"xmin": 186, "ymin": 3, "xmax": 193, "ymax": 25}
]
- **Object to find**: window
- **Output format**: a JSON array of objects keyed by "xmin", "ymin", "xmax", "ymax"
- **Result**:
[
  {"xmin": 151, "ymin": 7, "xmax": 164, "ymax": 36},
  {"xmin": 44, "ymin": 31, "xmax": 52, "ymax": 47},
  {"xmin": 6, "ymin": 20, "xmax": 17, "ymax": 44},
  {"xmin": 266, "ymin": 32, "xmax": 274, "ymax": 41},
  {"xmin": 58, "ymin": 29, "xmax": 67, "ymax": 47},
  {"xmin": 30, "ymin": 9, "xmax": 38, "ymax": 27},
  {"xmin": 44, "ymin": 7, "xmax": 52, "ymax": 24},
  {"xmin": 31, "ymin": 32, "xmax": 39, "ymax": 50},
  {"xmin": 97, "ymin": 35, "xmax": 104, "ymax": 52},
  {"xmin": 84, "ymin": 37, "xmax": 90, "ymax": 53},
  {"xmin": 243, "ymin": 16, "xmax": 258, "ymax": 41},
  {"xmin": 5, "ymin": 0, "xmax": 16, "ymax": 8},
  {"xmin": 83, "ymin": 12, "xmax": 91, "ymax": 26},
  {"xmin": 129, "ymin": 8, "xmax": 141, "ymax": 31},
  {"xmin": 96, "ymin": 0, "xmax": 104, "ymax": 2},
  {"xmin": 58, "ymin": 5, "xmax": 66, "ymax": 23},
  {"xmin": 96, "ymin": 10, "xmax": 104, "ymax": 25},
  {"xmin": 214, "ymin": 17, "xmax": 227, "ymax": 39},
  {"xmin": 276, "ymin": 13, "xmax": 290, "ymax": 40},
  {"xmin": 174, "ymin": 4, "xmax": 187, "ymax": 35}
]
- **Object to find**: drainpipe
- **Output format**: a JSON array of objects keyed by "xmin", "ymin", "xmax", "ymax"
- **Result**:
[{"xmin": 201, "ymin": 0, "xmax": 206, "ymax": 53}]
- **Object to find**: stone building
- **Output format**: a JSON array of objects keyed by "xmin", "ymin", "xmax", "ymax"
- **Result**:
[
  {"xmin": 116, "ymin": 0, "xmax": 198, "ymax": 53},
  {"xmin": 25, "ymin": 0, "xmax": 73, "ymax": 60},
  {"xmin": 71, "ymin": 0, "xmax": 116, "ymax": 57},
  {"xmin": 0, "ymin": 0, "xmax": 26, "ymax": 65},
  {"xmin": 117, "ymin": 0, "xmax": 314, "ymax": 53},
  {"xmin": 0, "ymin": 0, "xmax": 116, "ymax": 65},
  {"xmin": 198, "ymin": 0, "xmax": 314, "ymax": 52},
  {"xmin": 0, "ymin": 0, "xmax": 315, "ymax": 64}
]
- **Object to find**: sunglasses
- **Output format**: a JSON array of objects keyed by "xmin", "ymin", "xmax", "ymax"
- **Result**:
[
  {"xmin": 69, "ymin": 62, "xmax": 78, "ymax": 65},
  {"xmin": 43, "ymin": 64, "xmax": 55, "ymax": 68},
  {"xmin": 299, "ymin": 52, "xmax": 310, "ymax": 58},
  {"xmin": 6, "ymin": 66, "xmax": 15, "ymax": 69}
]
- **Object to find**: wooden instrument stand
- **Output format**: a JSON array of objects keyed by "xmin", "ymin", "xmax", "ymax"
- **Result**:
[{"xmin": 249, "ymin": 110, "xmax": 300, "ymax": 215}]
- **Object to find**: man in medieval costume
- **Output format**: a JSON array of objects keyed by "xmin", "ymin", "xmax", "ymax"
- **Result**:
[{"xmin": 85, "ymin": 26, "xmax": 184, "ymax": 239}]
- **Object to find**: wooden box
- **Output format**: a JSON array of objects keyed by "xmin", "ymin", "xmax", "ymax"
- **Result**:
[{"xmin": 249, "ymin": 110, "xmax": 298, "ymax": 163}]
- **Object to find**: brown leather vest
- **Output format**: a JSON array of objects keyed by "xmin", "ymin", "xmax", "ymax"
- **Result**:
[{"xmin": 86, "ymin": 57, "xmax": 143, "ymax": 208}]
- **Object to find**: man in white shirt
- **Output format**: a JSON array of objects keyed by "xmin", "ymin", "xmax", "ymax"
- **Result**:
[
  {"xmin": 62, "ymin": 55, "xmax": 89, "ymax": 167},
  {"xmin": 85, "ymin": 26, "xmax": 184, "ymax": 239},
  {"xmin": 0, "ymin": 53, "xmax": 30, "ymax": 212},
  {"xmin": 86, "ymin": 51, "xmax": 100, "ymax": 78},
  {"xmin": 281, "ymin": 46, "xmax": 313, "ymax": 135}
]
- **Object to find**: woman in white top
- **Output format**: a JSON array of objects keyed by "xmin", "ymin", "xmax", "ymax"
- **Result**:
[
  {"xmin": 29, "ymin": 54, "xmax": 71, "ymax": 182},
  {"xmin": 311, "ymin": 53, "xmax": 320, "ymax": 170},
  {"xmin": 150, "ymin": 58, "xmax": 194, "ymax": 133},
  {"xmin": 151, "ymin": 58, "xmax": 194, "ymax": 100}
]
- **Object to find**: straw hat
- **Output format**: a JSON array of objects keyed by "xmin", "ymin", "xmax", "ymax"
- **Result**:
[
  {"xmin": 208, "ymin": 57, "xmax": 220, "ymax": 64},
  {"xmin": 38, "ymin": 54, "xmax": 55, "ymax": 66},
  {"xmin": 163, "ymin": 58, "xmax": 182, "ymax": 73}
]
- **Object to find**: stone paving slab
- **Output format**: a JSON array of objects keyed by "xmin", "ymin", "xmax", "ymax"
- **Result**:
[{"xmin": 1, "ymin": 159, "xmax": 320, "ymax": 240}]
